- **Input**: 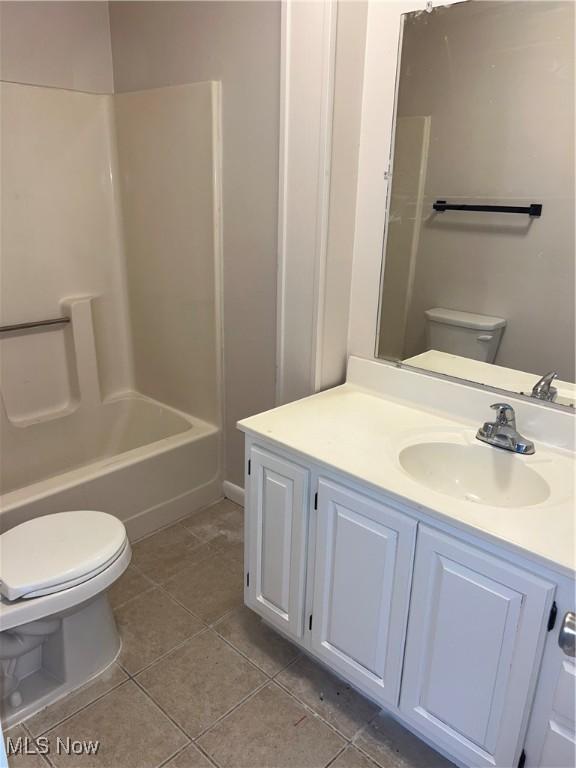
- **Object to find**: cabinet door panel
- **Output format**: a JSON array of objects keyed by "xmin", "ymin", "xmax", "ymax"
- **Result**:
[
  {"xmin": 401, "ymin": 526, "xmax": 555, "ymax": 767},
  {"xmin": 245, "ymin": 446, "xmax": 309, "ymax": 640},
  {"xmin": 311, "ymin": 479, "xmax": 416, "ymax": 706}
]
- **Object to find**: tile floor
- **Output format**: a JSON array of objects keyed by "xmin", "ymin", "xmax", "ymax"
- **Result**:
[{"xmin": 4, "ymin": 499, "xmax": 454, "ymax": 768}]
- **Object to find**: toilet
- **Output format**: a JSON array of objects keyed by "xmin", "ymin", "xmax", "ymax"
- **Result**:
[
  {"xmin": 424, "ymin": 307, "xmax": 506, "ymax": 363},
  {"xmin": 0, "ymin": 510, "xmax": 130, "ymax": 727}
]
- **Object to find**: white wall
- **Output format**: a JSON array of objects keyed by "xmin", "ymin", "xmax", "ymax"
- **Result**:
[
  {"xmin": 109, "ymin": 1, "xmax": 280, "ymax": 486},
  {"xmin": 320, "ymin": 0, "xmax": 368, "ymax": 390},
  {"xmin": 0, "ymin": 1, "xmax": 114, "ymax": 93}
]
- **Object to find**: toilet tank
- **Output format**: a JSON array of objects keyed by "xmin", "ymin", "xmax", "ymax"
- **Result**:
[{"xmin": 424, "ymin": 307, "xmax": 506, "ymax": 363}]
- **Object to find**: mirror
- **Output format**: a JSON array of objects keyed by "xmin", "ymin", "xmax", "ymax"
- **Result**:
[{"xmin": 377, "ymin": 0, "xmax": 575, "ymax": 408}]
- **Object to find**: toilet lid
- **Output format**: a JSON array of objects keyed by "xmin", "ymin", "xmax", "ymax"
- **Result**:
[{"xmin": 0, "ymin": 511, "xmax": 127, "ymax": 601}]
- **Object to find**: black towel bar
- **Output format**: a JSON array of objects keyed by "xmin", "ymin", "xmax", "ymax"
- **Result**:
[{"xmin": 433, "ymin": 200, "xmax": 542, "ymax": 217}]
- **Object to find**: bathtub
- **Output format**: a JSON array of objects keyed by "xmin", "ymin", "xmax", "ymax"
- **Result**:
[{"xmin": 0, "ymin": 394, "xmax": 221, "ymax": 539}]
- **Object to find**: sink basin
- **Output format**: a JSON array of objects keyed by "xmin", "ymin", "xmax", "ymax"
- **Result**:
[{"xmin": 399, "ymin": 442, "xmax": 551, "ymax": 508}]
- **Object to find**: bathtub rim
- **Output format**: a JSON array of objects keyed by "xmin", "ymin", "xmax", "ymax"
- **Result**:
[{"xmin": 1, "ymin": 392, "xmax": 219, "ymax": 516}]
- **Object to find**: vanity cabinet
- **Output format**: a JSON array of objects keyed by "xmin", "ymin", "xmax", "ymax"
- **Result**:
[
  {"xmin": 400, "ymin": 526, "xmax": 555, "ymax": 767},
  {"xmin": 244, "ymin": 446, "xmax": 310, "ymax": 640},
  {"xmin": 523, "ymin": 576, "xmax": 576, "ymax": 768},
  {"xmin": 243, "ymin": 439, "xmax": 563, "ymax": 768},
  {"xmin": 310, "ymin": 479, "xmax": 416, "ymax": 707}
]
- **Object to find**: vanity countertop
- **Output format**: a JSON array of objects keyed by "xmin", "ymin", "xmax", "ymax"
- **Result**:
[{"xmin": 238, "ymin": 364, "xmax": 575, "ymax": 578}]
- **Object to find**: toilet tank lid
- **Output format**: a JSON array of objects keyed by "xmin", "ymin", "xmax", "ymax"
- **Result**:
[{"xmin": 425, "ymin": 307, "xmax": 506, "ymax": 331}]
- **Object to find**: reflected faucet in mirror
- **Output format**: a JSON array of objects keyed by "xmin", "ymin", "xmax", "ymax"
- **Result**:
[{"xmin": 531, "ymin": 371, "xmax": 558, "ymax": 403}]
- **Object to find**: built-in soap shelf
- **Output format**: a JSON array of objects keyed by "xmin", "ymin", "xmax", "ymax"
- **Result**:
[{"xmin": 0, "ymin": 296, "xmax": 101, "ymax": 427}]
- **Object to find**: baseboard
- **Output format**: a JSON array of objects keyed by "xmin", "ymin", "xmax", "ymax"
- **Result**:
[
  {"xmin": 127, "ymin": 478, "xmax": 222, "ymax": 541},
  {"xmin": 222, "ymin": 480, "xmax": 245, "ymax": 507}
]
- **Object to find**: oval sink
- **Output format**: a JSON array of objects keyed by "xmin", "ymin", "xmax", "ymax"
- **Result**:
[{"xmin": 399, "ymin": 442, "xmax": 551, "ymax": 508}]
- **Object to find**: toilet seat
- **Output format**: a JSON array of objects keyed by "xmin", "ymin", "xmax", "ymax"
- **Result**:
[{"xmin": 0, "ymin": 511, "xmax": 128, "ymax": 601}]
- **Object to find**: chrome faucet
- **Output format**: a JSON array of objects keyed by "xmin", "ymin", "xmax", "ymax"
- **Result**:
[
  {"xmin": 476, "ymin": 403, "xmax": 535, "ymax": 454},
  {"xmin": 531, "ymin": 371, "xmax": 558, "ymax": 402}
]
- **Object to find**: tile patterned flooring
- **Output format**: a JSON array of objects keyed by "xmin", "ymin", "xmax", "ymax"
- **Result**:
[{"xmin": 4, "ymin": 499, "xmax": 454, "ymax": 768}]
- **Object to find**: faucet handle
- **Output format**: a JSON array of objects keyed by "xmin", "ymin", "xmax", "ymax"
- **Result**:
[{"xmin": 490, "ymin": 403, "xmax": 516, "ymax": 426}]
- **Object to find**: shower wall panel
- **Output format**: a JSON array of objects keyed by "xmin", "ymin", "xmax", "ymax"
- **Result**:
[
  {"xmin": 114, "ymin": 82, "xmax": 221, "ymax": 425},
  {"xmin": 0, "ymin": 82, "xmax": 134, "ymax": 421}
]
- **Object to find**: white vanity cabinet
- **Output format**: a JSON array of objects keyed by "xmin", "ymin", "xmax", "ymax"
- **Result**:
[
  {"xmin": 244, "ymin": 445, "xmax": 310, "ymax": 640},
  {"xmin": 400, "ymin": 526, "xmax": 555, "ymax": 768},
  {"xmin": 523, "ymin": 575, "xmax": 576, "ymax": 768},
  {"xmin": 310, "ymin": 478, "xmax": 416, "ymax": 707},
  {"xmin": 242, "ymin": 438, "xmax": 566, "ymax": 768}
]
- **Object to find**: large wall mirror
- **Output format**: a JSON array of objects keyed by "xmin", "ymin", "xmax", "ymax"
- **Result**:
[{"xmin": 377, "ymin": 0, "xmax": 575, "ymax": 408}]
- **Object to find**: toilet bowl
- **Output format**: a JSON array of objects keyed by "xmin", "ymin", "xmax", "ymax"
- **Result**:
[{"xmin": 0, "ymin": 510, "xmax": 131, "ymax": 727}]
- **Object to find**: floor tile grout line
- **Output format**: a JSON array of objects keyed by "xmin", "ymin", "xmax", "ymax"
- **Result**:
[
  {"xmin": 156, "ymin": 746, "xmax": 189, "ymax": 768},
  {"xmin": 119, "ymin": 562, "xmax": 365, "ymax": 754},
  {"xmin": 147, "ymin": 739, "xmax": 195, "ymax": 768},
  {"xmin": 132, "ymin": 497, "xmax": 242, "ymax": 552},
  {"xmin": 132, "ymin": 545, "xmax": 224, "ymax": 593},
  {"xmin": 130, "ymin": 496, "xmax": 238, "ymax": 545},
  {"xmin": 269, "ymin": 650, "xmax": 304, "ymax": 680},
  {"xmin": 152, "ymin": 578, "xmax": 220, "ymax": 623},
  {"xmin": 112, "ymin": 580, "xmax": 215, "ymax": 675},
  {"xmin": 129, "ymin": 527, "xmax": 238, "ymax": 589},
  {"xmin": 42, "ymin": 741, "xmax": 56, "ymax": 768},
  {"xmin": 323, "ymin": 743, "xmax": 350, "ymax": 768},
  {"xmin": 271, "ymin": 656, "xmax": 382, "ymax": 744},
  {"xmin": 13, "ymin": 505, "xmax": 256, "ymax": 766},
  {"xmin": 123, "ymin": 625, "xmax": 212, "ymax": 679},
  {"xmin": 205, "ymin": 601, "xmax": 246, "ymax": 629},
  {"xmin": 135, "ymin": 667, "xmax": 270, "ymax": 746},
  {"xmin": 130, "ymin": 675, "xmax": 195, "ymax": 747},
  {"xmin": 190, "ymin": 739, "xmax": 223, "ymax": 768},
  {"xmin": 110, "ymin": 581, "xmax": 156, "ymax": 612},
  {"xmin": 131, "ymin": 626, "xmax": 269, "ymax": 690},
  {"xmin": 20, "ymin": 662, "xmax": 387, "ymax": 768},
  {"xmin": 26, "ymin": 677, "xmax": 135, "ymax": 741},
  {"xmin": 352, "ymin": 740, "xmax": 389, "ymax": 768},
  {"xmin": 269, "ymin": 678, "xmax": 356, "ymax": 746},
  {"xmin": 205, "ymin": 606, "xmax": 304, "ymax": 679},
  {"xmin": 118, "ymin": 512, "xmax": 244, "ymax": 614},
  {"xmin": 191, "ymin": 678, "xmax": 272, "ymax": 743},
  {"xmin": 137, "ymin": 551, "xmax": 242, "ymax": 620},
  {"xmin": 113, "ymin": 583, "xmax": 246, "ymax": 681},
  {"xmin": 18, "ymin": 719, "xmax": 51, "ymax": 764},
  {"xmin": 351, "ymin": 715, "xmax": 391, "ymax": 768},
  {"xmin": 209, "ymin": 628, "xmax": 278, "ymax": 681},
  {"xmin": 155, "ymin": 738, "xmax": 221, "ymax": 768},
  {"xmin": 192, "ymin": 677, "xmax": 353, "ymax": 761},
  {"xmin": 132, "ymin": 521, "xmax": 203, "ymax": 550},
  {"xmin": 27, "ymin": 674, "xmax": 130, "ymax": 738}
]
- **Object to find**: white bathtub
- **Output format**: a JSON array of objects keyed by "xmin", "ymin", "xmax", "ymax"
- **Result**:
[{"xmin": 0, "ymin": 394, "xmax": 221, "ymax": 539}]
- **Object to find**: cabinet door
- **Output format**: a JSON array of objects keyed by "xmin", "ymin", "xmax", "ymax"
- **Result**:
[
  {"xmin": 311, "ymin": 479, "xmax": 417, "ymax": 707},
  {"xmin": 400, "ymin": 526, "xmax": 555, "ymax": 768},
  {"xmin": 245, "ymin": 446, "xmax": 310, "ymax": 640},
  {"xmin": 537, "ymin": 657, "xmax": 576, "ymax": 768},
  {"xmin": 525, "ymin": 600, "xmax": 576, "ymax": 768}
]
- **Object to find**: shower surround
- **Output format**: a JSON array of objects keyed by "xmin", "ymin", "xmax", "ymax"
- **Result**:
[{"xmin": 0, "ymin": 80, "xmax": 223, "ymax": 537}]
